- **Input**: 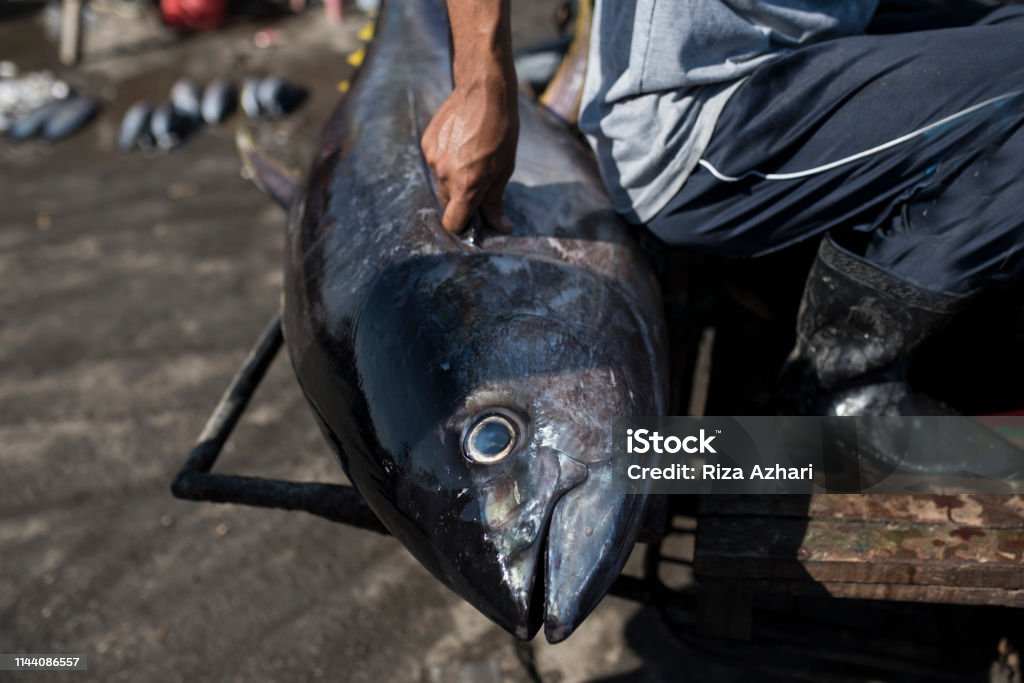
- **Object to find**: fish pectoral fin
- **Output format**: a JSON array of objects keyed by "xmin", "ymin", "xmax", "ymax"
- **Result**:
[
  {"xmin": 235, "ymin": 122, "xmax": 302, "ymax": 211},
  {"xmin": 539, "ymin": 0, "xmax": 593, "ymax": 126}
]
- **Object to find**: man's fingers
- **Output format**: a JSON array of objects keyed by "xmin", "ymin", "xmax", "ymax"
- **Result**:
[
  {"xmin": 442, "ymin": 196, "xmax": 476, "ymax": 234},
  {"xmin": 480, "ymin": 192, "xmax": 513, "ymax": 233},
  {"xmin": 436, "ymin": 174, "xmax": 451, "ymax": 206},
  {"xmin": 442, "ymin": 184, "xmax": 513, "ymax": 235}
]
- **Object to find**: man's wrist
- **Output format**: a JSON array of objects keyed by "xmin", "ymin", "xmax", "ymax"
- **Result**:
[
  {"xmin": 453, "ymin": 61, "xmax": 516, "ymax": 98},
  {"xmin": 448, "ymin": 0, "xmax": 514, "ymax": 92}
]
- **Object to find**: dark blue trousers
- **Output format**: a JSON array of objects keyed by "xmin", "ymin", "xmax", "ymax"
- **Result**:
[{"xmin": 647, "ymin": 5, "xmax": 1024, "ymax": 296}]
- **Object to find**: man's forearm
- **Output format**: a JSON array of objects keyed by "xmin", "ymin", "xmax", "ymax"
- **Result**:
[
  {"xmin": 421, "ymin": 0, "xmax": 518, "ymax": 233},
  {"xmin": 447, "ymin": 0, "xmax": 515, "ymax": 94}
]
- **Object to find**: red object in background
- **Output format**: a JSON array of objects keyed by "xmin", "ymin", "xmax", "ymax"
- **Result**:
[{"xmin": 160, "ymin": 0, "xmax": 227, "ymax": 31}]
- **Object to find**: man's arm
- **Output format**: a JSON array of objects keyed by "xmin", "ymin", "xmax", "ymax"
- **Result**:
[{"xmin": 421, "ymin": 0, "xmax": 518, "ymax": 234}]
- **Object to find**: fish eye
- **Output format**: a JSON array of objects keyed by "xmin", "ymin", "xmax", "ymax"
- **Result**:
[{"xmin": 463, "ymin": 413, "xmax": 519, "ymax": 465}]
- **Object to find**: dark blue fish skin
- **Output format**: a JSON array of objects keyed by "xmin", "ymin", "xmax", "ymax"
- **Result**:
[
  {"xmin": 170, "ymin": 78, "xmax": 202, "ymax": 123},
  {"xmin": 118, "ymin": 102, "xmax": 153, "ymax": 152},
  {"xmin": 201, "ymin": 78, "xmax": 237, "ymax": 125},
  {"xmin": 256, "ymin": 76, "xmax": 307, "ymax": 118},
  {"xmin": 8, "ymin": 99, "xmax": 63, "ymax": 141},
  {"xmin": 43, "ymin": 97, "xmax": 98, "ymax": 142},
  {"xmin": 151, "ymin": 102, "xmax": 188, "ymax": 150},
  {"xmin": 240, "ymin": 77, "xmax": 262, "ymax": 119},
  {"xmin": 284, "ymin": 0, "xmax": 668, "ymax": 643}
]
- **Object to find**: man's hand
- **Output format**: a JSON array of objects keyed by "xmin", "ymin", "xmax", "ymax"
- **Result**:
[{"xmin": 421, "ymin": 0, "xmax": 518, "ymax": 234}]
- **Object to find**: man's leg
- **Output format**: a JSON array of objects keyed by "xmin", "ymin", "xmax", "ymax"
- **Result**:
[
  {"xmin": 863, "ymin": 117, "xmax": 1024, "ymax": 295},
  {"xmin": 647, "ymin": 4, "xmax": 1024, "ymax": 267},
  {"xmin": 646, "ymin": 7, "xmax": 1024, "ymax": 423},
  {"xmin": 783, "ymin": 115, "xmax": 1024, "ymax": 417}
]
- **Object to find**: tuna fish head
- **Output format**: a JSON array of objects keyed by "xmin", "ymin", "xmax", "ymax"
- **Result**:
[{"xmin": 335, "ymin": 249, "xmax": 660, "ymax": 642}]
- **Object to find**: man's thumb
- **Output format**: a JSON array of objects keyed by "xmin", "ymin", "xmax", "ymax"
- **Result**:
[{"xmin": 480, "ymin": 193, "xmax": 513, "ymax": 233}]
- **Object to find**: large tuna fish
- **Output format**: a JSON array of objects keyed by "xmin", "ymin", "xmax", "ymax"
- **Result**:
[{"xmin": 282, "ymin": 0, "xmax": 668, "ymax": 642}]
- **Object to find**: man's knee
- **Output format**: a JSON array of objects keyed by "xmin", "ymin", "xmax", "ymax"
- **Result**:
[
  {"xmin": 644, "ymin": 218, "xmax": 747, "ymax": 256},
  {"xmin": 644, "ymin": 212, "xmax": 805, "ymax": 259}
]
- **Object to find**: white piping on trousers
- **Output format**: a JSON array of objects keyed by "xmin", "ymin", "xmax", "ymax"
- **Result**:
[{"xmin": 698, "ymin": 89, "xmax": 1024, "ymax": 182}]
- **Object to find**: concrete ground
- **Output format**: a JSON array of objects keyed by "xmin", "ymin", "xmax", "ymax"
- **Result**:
[{"xmin": 2, "ymin": 2, "xmax": 1020, "ymax": 682}]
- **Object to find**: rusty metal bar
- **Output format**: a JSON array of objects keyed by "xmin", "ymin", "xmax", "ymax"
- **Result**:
[{"xmin": 170, "ymin": 313, "xmax": 388, "ymax": 534}]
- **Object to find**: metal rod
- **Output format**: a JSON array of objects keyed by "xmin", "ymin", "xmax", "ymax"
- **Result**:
[
  {"xmin": 170, "ymin": 313, "xmax": 388, "ymax": 533},
  {"xmin": 181, "ymin": 313, "xmax": 284, "ymax": 476},
  {"xmin": 173, "ymin": 472, "xmax": 388, "ymax": 534}
]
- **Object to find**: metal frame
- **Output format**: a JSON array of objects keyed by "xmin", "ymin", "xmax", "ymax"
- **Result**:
[{"xmin": 170, "ymin": 313, "xmax": 386, "ymax": 534}]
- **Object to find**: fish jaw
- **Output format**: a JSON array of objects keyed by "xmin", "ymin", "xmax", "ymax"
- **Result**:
[
  {"xmin": 355, "ymin": 436, "xmax": 588, "ymax": 640},
  {"xmin": 543, "ymin": 459, "xmax": 648, "ymax": 642},
  {"xmin": 466, "ymin": 446, "xmax": 588, "ymax": 638}
]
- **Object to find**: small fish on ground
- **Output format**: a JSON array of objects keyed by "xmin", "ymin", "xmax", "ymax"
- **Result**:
[
  {"xmin": 42, "ymin": 96, "xmax": 98, "ymax": 142},
  {"xmin": 118, "ymin": 102, "xmax": 153, "ymax": 152},
  {"xmin": 170, "ymin": 78, "xmax": 203, "ymax": 123},
  {"xmin": 240, "ymin": 77, "xmax": 262, "ymax": 119},
  {"xmin": 200, "ymin": 77, "xmax": 237, "ymax": 125},
  {"xmin": 151, "ymin": 102, "xmax": 190, "ymax": 150},
  {"xmin": 255, "ymin": 76, "xmax": 307, "ymax": 118},
  {"xmin": 7, "ymin": 99, "xmax": 64, "ymax": 141}
]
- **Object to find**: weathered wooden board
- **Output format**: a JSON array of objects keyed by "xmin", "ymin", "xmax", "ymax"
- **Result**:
[
  {"xmin": 697, "ymin": 517, "xmax": 1024, "ymax": 586},
  {"xmin": 694, "ymin": 494, "xmax": 1024, "ymax": 608},
  {"xmin": 699, "ymin": 494, "xmax": 1024, "ymax": 527},
  {"xmin": 699, "ymin": 577, "xmax": 1024, "ymax": 608}
]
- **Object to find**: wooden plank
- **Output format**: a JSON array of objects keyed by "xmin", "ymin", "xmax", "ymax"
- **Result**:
[
  {"xmin": 704, "ymin": 577, "xmax": 1024, "ymax": 608},
  {"xmin": 695, "ymin": 516, "xmax": 1024, "ymax": 588},
  {"xmin": 699, "ymin": 494, "xmax": 1024, "ymax": 528},
  {"xmin": 60, "ymin": 0, "xmax": 83, "ymax": 66}
]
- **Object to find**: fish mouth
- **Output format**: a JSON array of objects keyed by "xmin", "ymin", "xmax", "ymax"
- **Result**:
[
  {"xmin": 542, "ymin": 458, "xmax": 646, "ymax": 642},
  {"xmin": 485, "ymin": 457, "xmax": 646, "ymax": 643}
]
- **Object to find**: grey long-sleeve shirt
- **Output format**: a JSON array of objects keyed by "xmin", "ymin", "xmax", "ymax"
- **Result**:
[{"xmin": 579, "ymin": 0, "xmax": 878, "ymax": 223}]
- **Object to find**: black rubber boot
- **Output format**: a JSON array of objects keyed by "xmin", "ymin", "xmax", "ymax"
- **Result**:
[
  {"xmin": 780, "ymin": 235, "xmax": 1024, "ymax": 480},
  {"xmin": 782, "ymin": 234, "xmax": 968, "ymax": 417}
]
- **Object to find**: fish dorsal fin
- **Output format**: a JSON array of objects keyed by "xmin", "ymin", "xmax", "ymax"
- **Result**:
[
  {"xmin": 539, "ymin": 0, "xmax": 594, "ymax": 126},
  {"xmin": 235, "ymin": 123, "xmax": 302, "ymax": 210}
]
